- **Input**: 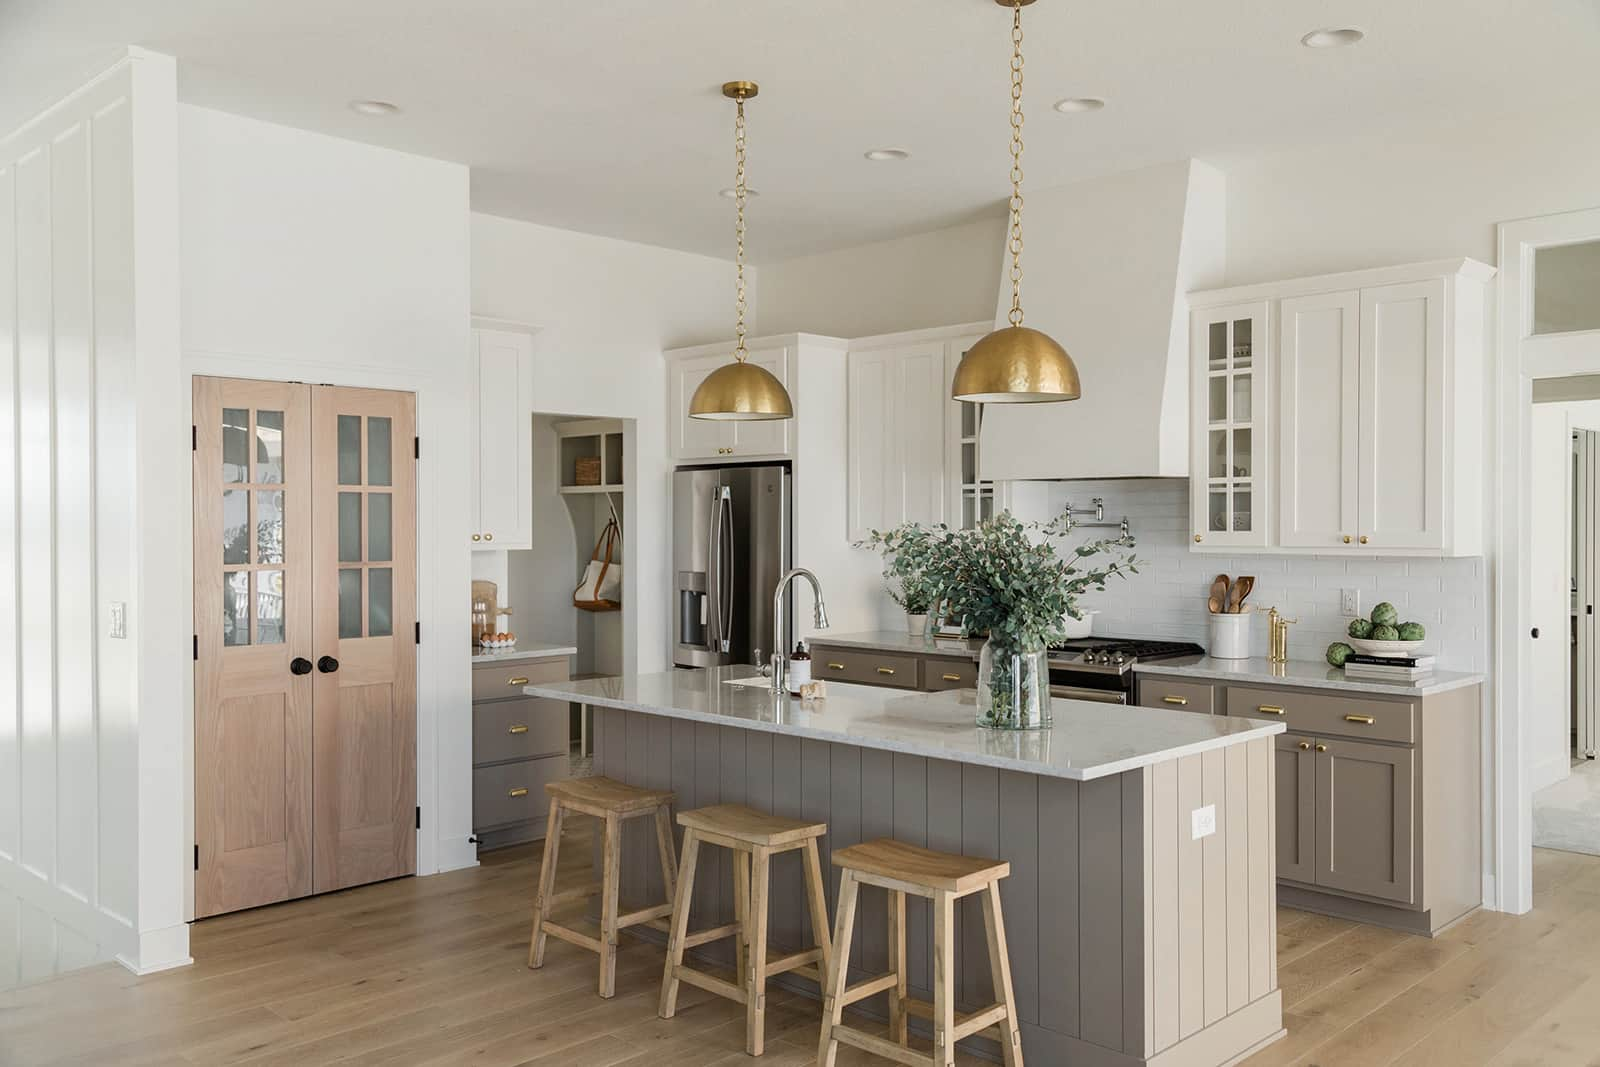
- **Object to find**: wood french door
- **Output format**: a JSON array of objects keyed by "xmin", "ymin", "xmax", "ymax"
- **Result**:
[{"xmin": 193, "ymin": 377, "xmax": 416, "ymax": 918}]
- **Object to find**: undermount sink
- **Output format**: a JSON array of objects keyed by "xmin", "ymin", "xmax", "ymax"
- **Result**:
[{"xmin": 722, "ymin": 675, "xmax": 774, "ymax": 689}]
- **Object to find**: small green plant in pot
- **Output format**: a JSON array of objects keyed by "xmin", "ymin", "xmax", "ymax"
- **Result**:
[
  {"xmin": 929, "ymin": 512, "xmax": 1140, "ymax": 729},
  {"xmin": 859, "ymin": 522, "xmax": 944, "ymax": 636}
]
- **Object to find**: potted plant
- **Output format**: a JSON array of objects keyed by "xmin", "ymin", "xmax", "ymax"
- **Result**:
[
  {"xmin": 930, "ymin": 512, "xmax": 1139, "ymax": 729},
  {"xmin": 860, "ymin": 522, "xmax": 943, "ymax": 636}
]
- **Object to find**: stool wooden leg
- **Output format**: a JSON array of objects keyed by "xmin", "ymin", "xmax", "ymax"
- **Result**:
[
  {"xmin": 598, "ymin": 811, "xmax": 622, "ymax": 999},
  {"xmin": 526, "ymin": 801, "xmax": 565, "ymax": 969},
  {"xmin": 933, "ymin": 890, "xmax": 957, "ymax": 1067},
  {"xmin": 981, "ymin": 881, "xmax": 1023, "ymax": 1067},
  {"xmin": 746, "ymin": 845, "xmax": 772, "ymax": 1057},
  {"xmin": 801, "ymin": 840, "xmax": 832, "ymax": 984},
  {"xmin": 653, "ymin": 805, "xmax": 678, "ymax": 906},
  {"xmin": 887, "ymin": 888, "xmax": 908, "ymax": 1046},
  {"xmin": 816, "ymin": 869, "xmax": 859, "ymax": 1067},
  {"xmin": 658, "ymin": 828, "xmax": 701, "ymax": 1019},
  {"xmin": 733, "ymin": 847, "xmax": 750, "ymax": 989}
]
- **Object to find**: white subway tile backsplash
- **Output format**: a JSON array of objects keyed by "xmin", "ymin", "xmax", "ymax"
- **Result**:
[{"xmin": 1044, "ymin": 479, "xmax": 1488, "ymax": 672}]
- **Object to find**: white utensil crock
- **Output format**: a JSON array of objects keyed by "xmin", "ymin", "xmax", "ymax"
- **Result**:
[{"xmin": 1208, "ymin": 611, "xmax": 1252, "ymax": 660}]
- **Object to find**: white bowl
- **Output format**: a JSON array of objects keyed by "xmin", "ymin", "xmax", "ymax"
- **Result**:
[{"xmin": 1346, "ymin": 637, "xmax": 1427, "ymax": 658}]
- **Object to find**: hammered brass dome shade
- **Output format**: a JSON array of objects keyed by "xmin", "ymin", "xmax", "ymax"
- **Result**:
[
  {"xmin": 688, "ymin": 358, "xmax": 794, "ymax": 421},
  {"xmin": 952, "ymin": 326, "xmax": 1081, "ymax": 403}
]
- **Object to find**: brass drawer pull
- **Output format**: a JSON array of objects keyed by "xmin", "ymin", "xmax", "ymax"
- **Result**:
[
  {"xmin": 507, "ymin": 787, "xmax": 529, "ymax": 798},
  {"xmin": 877, "ymin": 666, "xmax": 896, "ymax": 676},
  {"xmin": 827, "ymin": 662, "xmax": 845, "ymax": 671},
  {"xmin": 942, "ymin": 673, "xmax": 963, "ymax": 682},
  {"xmin": 508, "ymin": 676, "xmax": 529, "ymax": 687},
  {"xmin": 1344, "ymin": 714, "xmax": 1376, "ymax": 725},
  {"xmin": 1315, "ymin": 744, "xmax": 1328, "ymax": 753},
  {"xmin": 1297, "ymin": 741, "xmax": 1311, "ymax": 751},
  {"xmin": 508, "ymin": 724, "xmax": 529, "ymax": 735},
  {"xmin": 1162, "ymin": 696, "xmax": 1189, "ymax": 706},
  {"xmin": 1257, "ymin": 704, "xmax": 1286, "ymax": 715}
]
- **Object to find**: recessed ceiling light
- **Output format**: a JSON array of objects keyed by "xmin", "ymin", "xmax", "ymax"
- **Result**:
[
  {"xmin": 1053, "ymin": 96, "xmax": 1106, "ymax": 113},
  {"xmin": 349, "ymin": 99, "xmax": 400, "ymax": 116},
  {"xmin": 719, "ymin": 187, "xmax": 760, "ymax": 199},
  {"xmin": 864, "ymin": 148, "xmax": 910, "ymax": 162},
  {"xmin": 1300, "ymin": 27, "xmax": 1365, "ymax": 49}
]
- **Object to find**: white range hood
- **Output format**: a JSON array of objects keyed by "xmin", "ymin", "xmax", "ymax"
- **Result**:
[{"xmin": 977, "ymin": 159, "xmax": 1226, "ymax": 480}]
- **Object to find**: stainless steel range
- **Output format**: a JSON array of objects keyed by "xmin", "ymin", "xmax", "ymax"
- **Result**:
[{"xmin": 1046, "ymin": 637, "xmax": 1205, "ymax": 704}]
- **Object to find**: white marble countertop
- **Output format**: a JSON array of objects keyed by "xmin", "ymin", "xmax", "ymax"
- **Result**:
[
  {"xmin": 471, "ymin": 641, "xmax": 578, "ymax": 664},
  {"xmin": 524, "ymin": 667, "xmax": 1283, "ymax": 781},
  {"xmin": 806, "ymin": 630, "xmax": 984, "ymax": 657},
  {"xmin": 1133, "ymin": 656, "xmax": 1486, "ymax": 697}
]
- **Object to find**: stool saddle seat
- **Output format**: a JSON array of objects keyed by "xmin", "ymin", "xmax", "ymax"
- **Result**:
[
  {"xmin": 545, "ymin": 776, "xmax": 675, "ymax": 816},
  {"xmin": 676, "ymin": 803, "xmax": 828, "ymax": 847},
  {"xmin": 833, "ymin": 839, "xmax": 1009, "ymax": 895}
]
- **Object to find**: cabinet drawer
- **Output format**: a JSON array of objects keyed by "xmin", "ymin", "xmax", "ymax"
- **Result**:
[
  {"xmin": 1137, "ymin": 679, "xmax": 1215, "ymax": 714},
  {"xmin": 923, "ymin": 656, "xmax": 976, "ymax": 691},
  {"xmin": 474, "ymin": 696, "xmax": 568, "ymax": 765},
  {"xmin": 812, "ymin": 648, "xmax": 920, "ymax": 689},
  {"xmin": 472, "ymin": 658, "xmax": 568, "ymax": 702},
  {"xmin": 1225, "ymin": 686, "xmax": 1414, "ymax": 744},
  {"xmin": 472, "ymin": 756, "xmax": 567, "ymax": 832}
]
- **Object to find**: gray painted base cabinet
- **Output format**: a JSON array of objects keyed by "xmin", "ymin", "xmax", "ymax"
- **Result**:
[
  {"xmin": 1138, "ymin": 677, "xmax": 1482, "ymax": 936},
  {"xmin": 471, "ymin": 657, "xmax": 572, "ymax": 850},
  {"xmin": 591, "ymin": 705, "xmax": 1284, "ymax": 1065}
]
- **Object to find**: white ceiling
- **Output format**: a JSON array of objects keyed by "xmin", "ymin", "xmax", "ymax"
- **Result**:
[{"xmin": 5, "ymin": 0, "xmax": 1600, "ymax": 262}]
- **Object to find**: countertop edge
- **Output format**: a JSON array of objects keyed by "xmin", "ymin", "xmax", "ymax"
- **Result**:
[
  {"xmin": 523, "ymin": 683, "xmax": 1286, "ymax": 781},
  {"xmin": 1131, "ymin": 660, "xmax": 1486, "ymax": 697},
  {"xmin": 471, "ymin": 645, "xmax": 579, "ymax": 664}
]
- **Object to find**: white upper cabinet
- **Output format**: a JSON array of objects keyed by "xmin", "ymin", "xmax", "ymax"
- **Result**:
[
  {"xmin": 1190, "ymin": 301, "xmax": 1270, "ymax": 549},
  {"xmin": 667, "ymin": 344, "xmax": 792, "ymax": 462},
  {"xmin": 845, "ymin": 339, "xmax": 950, "ymax": 542},
  {"xmin": 470, "ymin": 325, "xmax": 535, "ymax": 550},
  {"xmin": 1190, "ymin": 258, "xmax": 1491, "ymax": 556}
]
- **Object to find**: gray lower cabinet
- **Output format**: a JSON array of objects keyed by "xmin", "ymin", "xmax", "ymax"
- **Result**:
[
  {"xmin": 472, "ymin": 656, "xmax": 572, "ymax": 851},
  {"xmin": 1315, "ymin": 737, "xmax": 1415, "ymax": 904},
  {"xmin": 807, "ymin": 644, "xmax": 979, "ymax": 693},
  {"xmin": 1275, "ymin": 734, "xmax": 1316, "ymax": 885}
]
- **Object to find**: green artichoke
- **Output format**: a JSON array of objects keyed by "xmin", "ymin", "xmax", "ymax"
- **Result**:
[
  {"xmin": 1370, "ymin": 601, "xmax": 1399, "ymax": 627},
  {"xmin": 1397, "ymin": 621, "xmax": 1426, "ymax": 641},
  {"xmin": 1371, "ymin": 623, "xmax": 1400, "ymax": 641},
  {"xmin": 1348, "ymin": 618, "xmax": 1374, "ymax": 640},
  {"xmin": 1326, "ymin": 642, "xmax": 1354, "ymax": 667}
]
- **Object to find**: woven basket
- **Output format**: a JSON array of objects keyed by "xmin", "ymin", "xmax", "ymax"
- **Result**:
[{"xmin": 574, "ymin": 457, "xmax": 602, "ymax": 486}]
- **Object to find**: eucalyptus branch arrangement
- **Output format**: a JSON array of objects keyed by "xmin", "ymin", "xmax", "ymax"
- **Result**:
[{"xmin": 858, "ymin": 522, "xmax": 944, "ymax": 616}]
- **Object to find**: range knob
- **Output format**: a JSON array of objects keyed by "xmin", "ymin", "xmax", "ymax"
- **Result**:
[{"xmin": 1111, "ymin": 651, "xmax": 1127, "ymax": 666}]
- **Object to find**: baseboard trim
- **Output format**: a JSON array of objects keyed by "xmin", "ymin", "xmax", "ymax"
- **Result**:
[
  {"xmin": 1278, "ymin": 884, "xmax": 1475, "ymax": 937},
  {"xmin": 115, "ymin": 922, "xmax": 192, "ymax": 976}
]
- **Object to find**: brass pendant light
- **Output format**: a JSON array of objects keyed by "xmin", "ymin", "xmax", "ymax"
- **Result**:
[
  {"xmin": 951, "ymin": 0, "xmax": 1082, "ymax": 404},
  {"xmin": 689, "ymin": 81, "xmax": 795, "ymax": 422}
]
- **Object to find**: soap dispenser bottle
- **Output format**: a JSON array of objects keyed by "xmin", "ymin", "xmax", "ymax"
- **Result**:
[{"xmin": 788, "ymin": 640, "xmax": 811, "ymax": 695}]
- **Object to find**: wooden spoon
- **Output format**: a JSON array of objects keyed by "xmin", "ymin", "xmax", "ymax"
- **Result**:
[
  {"xmin": 1208, "ymin": 574, "xmax": 1230, "ymax": 615},
  {"xmin": 1228, "ymin": 575, "xmax": 1255, "ymax": 613}
]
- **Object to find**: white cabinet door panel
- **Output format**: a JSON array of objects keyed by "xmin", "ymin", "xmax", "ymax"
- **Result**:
[
  {"xmin": 1190, "ymin": 302, "xmax": 1270, "ymax": 548},
  {"xmin": 670, "ymin": 353, "xmax": 734, "ymax": 461},
  {"xmin": 1359, "ymin": 280, "xmax": 1446, "ymax": 550},
  {"xmin": 730, "ymin": 345, "xmax": 792, "ymax": 458},
  {"xmin": 899, "ymin": 344, "xmax": 947, "ymax": 529},
  {"xmin": 472, "ymin": 328, "xmax": 533, "ymax": 549},
  {"xmin": 847, "ymin": 350, "xmax": 895, "ymax": 542},
  {"xmin": 1278, "ymin": 292, "xmax": 1359, "ymax": 548}
]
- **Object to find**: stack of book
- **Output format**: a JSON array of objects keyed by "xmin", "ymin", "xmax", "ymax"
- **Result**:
[{"xmin": 1343, "ymin": 653, "xmax": 1434, "ymax": 682}]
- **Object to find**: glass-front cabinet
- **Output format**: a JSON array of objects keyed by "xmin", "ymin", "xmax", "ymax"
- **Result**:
[{"xmin": 1190, "ymin": 301, "xmax": 1270, "ymax": 548}]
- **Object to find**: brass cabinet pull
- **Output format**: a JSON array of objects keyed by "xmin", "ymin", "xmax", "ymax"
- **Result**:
[
  {"xmin": 472, "ymin": 534, "xmax": 482, "ymax": 542},
  {"xmin": 508, "ymin": 676, "xmax": 529, "ymax": 687},
  {"xmin": 507, "ymin": 787, "xmax": 529, "ymax": 798},
  {"xmin": 1359, "ymin": 535, "xmax": 1369, "ymax": 545},
  {"xmin": 1342, "ymin": 535, "xmax": 1352, "ymax": 544},
  {"xmin": 942, "ymin": 673, "xmax": 963, "ymax": 682},
  {"xmin": 1297, "ymin": 741, "xmax": 1311, "ymax": 751},
  {"xmin": 1344, "ymin": 714, "xmax": 1376, "ymax": 725},
  {"xmin": 1194, "ymin": 534, "xmax": 1203, "ymax": 543},
  {"xmin": 1315, "ymin": 744, "xmax": 1329, "ymax": 753},
  {"xmin": 484, "ymin": 532, "xmax": 493, "ymax": 541},
  {"xmin": 1162, "ymin": 696, "xmax": 1189, "ymax": 706},
  {"xmin": 1257, "ymin": 704, "xmax": 1286, "ymax": 715},
  {"xmin": 877, "ymin": 666, "xmax": 896, "ymax": 676},
  {"xmin": 827, "ymin": 662, "xmax": 845, "ymax": 671},
  {"xmin": 508, "ymin": 724, "xmax": 529, "ymax": 735}
]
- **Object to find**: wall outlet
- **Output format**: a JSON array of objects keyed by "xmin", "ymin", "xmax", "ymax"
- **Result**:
[
  {"xmin": 1191, "ymin": 804, "xmax": 1216, "ymax": 841},
  {"xmin": 1340, "ymin": 588, "xmax": 1361, "ymax": 617},
  {"xmin": 108, "ymin": 601, "xmax": 127, "ymax": 639}
]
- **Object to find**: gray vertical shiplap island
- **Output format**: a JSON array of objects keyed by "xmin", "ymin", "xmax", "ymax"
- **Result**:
[{"xmin": 525, "ymin": 666, "xmax": 1286, "ymax": 1066}]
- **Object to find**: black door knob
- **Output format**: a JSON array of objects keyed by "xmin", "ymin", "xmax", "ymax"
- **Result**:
[
  {"xmin": 317, "ymin": 655, "xmax": 340, "ymax": 674},
  {"xmin": 290, "ymin": 657, "xmax": 313, "ymax": 676},
  {"xmin": 1531, "ymin": 627, "xmax": 1541, "ymax": 639}
]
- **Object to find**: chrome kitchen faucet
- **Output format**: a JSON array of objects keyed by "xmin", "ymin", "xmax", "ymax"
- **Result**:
[{"xmin": 770, "ymin": 568, "xmax": 829, "ymax": 693}]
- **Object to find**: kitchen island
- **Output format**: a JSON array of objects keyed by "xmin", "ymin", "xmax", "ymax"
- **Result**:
[{"xmin": 525, "ymin": 667, "xmax": 1286, "ymax": 1065}]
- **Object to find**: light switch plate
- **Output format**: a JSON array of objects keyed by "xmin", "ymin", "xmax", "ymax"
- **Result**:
[
  {"xmin": 1191, "ymin": 804, "xmax": 1216, "ymax": 840},
  {"xmin": 109, "ymin": 602, "xmax": 127, "ymax": 640},
  {"xmin": 1340, "ymin": 588, "xmax": 1361, "ymax": 617}
]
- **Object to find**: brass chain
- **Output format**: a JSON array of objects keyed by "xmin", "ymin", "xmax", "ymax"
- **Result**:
[
  {"xmin": 1007, "ymin": 0, "xmax": 1026, "ymax": 328},
  {"xmin": 734, "ymin": 97, "xmax": 749, "ymax": 361}
]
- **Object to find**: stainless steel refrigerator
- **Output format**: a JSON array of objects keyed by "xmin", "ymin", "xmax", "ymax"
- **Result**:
[{"xmin": 673, "ymin": 464, "xmax": 791, "ymax": 669}]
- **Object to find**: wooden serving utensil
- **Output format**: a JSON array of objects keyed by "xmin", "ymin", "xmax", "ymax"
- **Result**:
[
  {"xmin": 1208, "ymin": 574, "xmax": 1230, "ymax": 615},
  {"xmin": 1231, "ymin": 575, "xmax": 1255, "ymax": 613}
]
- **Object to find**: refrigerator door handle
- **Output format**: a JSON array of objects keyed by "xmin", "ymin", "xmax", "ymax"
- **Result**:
[
  {"xmin": 707, "ymin": 488, "xmax": 723, "ymax": 654},
  {"xmin": 718, "ymin": 488, "xmax": 735, "ymax": 654}
]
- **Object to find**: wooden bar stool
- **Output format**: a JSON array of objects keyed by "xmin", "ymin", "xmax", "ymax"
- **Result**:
[
  {"xmin": 817, "ymin": 839, "xmax": 1022, "ymax": 1067},
  {"xmin": 527, "ymin": 776, "xmax": 678, "ymax": 998},
  {"xmin": 658, "ymin": 804, "xmax": 832, "ymax": 1056}
]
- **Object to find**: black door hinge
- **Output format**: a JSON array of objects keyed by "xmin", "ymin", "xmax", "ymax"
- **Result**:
[
  {"xmin": 414, "ymin": 436, "xmax": 420, "ymax": 459},
  {"xmin": 415, "ymin": 621, "xmax": 421, "ymax": 645},
  {"xmin": 415, "ymin": 806, "xmax": 421, "ymax": 830},
  {"xmin": 193, "ymin": 635, "xmax": 199, "ymax": 661},
  {"xmin": 193, "ymin": 844, "xmax": 199, "ymax": 871},
  {"xmin": 191, "ymin": 425, "xmax": 197, "ymax": 451}
]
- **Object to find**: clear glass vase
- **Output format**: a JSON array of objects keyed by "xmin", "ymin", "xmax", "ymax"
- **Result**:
[{"xmin": 976, "ymin": 637, "xmax": 1052, "ymax": 730}]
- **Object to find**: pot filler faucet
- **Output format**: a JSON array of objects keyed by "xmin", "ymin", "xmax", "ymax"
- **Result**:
[{"xmin": 771, "ymin": 568, "xmax": 829, "ymax": 694}]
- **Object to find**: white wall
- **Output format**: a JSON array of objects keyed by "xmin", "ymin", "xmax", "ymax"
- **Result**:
[
  {"xmin": 0, "ymin": 50, "xmax": 188, "ymax": 976},
  {"xmin": 470, "ymin": 213, "xmax": 738, "ymax": 672},
  {"xmin": 179, "ymin": 105, "xmax": 475, "ymax": 877}
]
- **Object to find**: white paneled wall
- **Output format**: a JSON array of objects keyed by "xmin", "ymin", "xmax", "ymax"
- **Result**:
[
  {"xmin": 0, "ymin": 51, "xmax": 187, "ymax": 975},
  {"xmin": 1045, "ymin": 480, "xmax": 1487, "ymax": 672}
]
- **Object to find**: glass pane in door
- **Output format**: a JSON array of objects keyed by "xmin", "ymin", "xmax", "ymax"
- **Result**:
[
  {"xmin": 368, "ymin": 568, "xmax": 393, "ymax": 637},
  {"xmin": 368, "ymin": 493, "xmax": 392, "ymax": 562},
  {"xmin": 256, "ymin": 570, "xmax": 285, "ymax": 644},
  {"xmin": 256, "ymin": 490, "xmax": 284, "ymax": 564},
  {"xmin": 223, "ymin": 490, "xmax": 249, "ymax": 565},
  {"xmin": 1208, "ymin": 376, "xmax": 1227, "ymax": 423},
  {"xmin": 1232, "ymin": 429, "xmax": 1252, "ymax": 478},
  {"xmin": 255, "ymin": 410, "xmax": 284, "ymax": 483},
  {"xmin": 1208, "ymin": 430, "xmax": 1228, "ymax": 478},
  {"xmin": 1232, "ymin": 374, "xmax": 1251, "ymax": 422},
  {"xmin": 1209, "ymin": 489, "xmax": 1228, "ymax": 532},
  {"xmin": 339, "ymin": 492, "xmax": 362, "ymax": 563},
  {"xmin": 223, "ymin": 571, "xmax": 250, "ymax": 646},
  {"xmin": 338, "ymin": 568, "xmax": 363, "ymax": 639},
  {"xmin": 1208, "ymin": 321, "xmax": 1226, "ymax": 367},
  {"xmin": 367, "ymin": 417, "xmax": 392, "ymax": 486},
  {"xmin": 1534, "ymin": 240, "xmax": 1600, "ymax": 334},
  {"xmin": 1232, "ymin": 318, "xmax": 1252, "ymax": 367},
  {"xmin": 337, "ymin": 415, "xmax": 362, "ymax": 485},
  {"xmin": 223, "ymin": 408, "xmax": 249, "ymax": 483},
  {"xmin": 1233, "ymin": 488, "xmax": 1253, "ymax": 532}
]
